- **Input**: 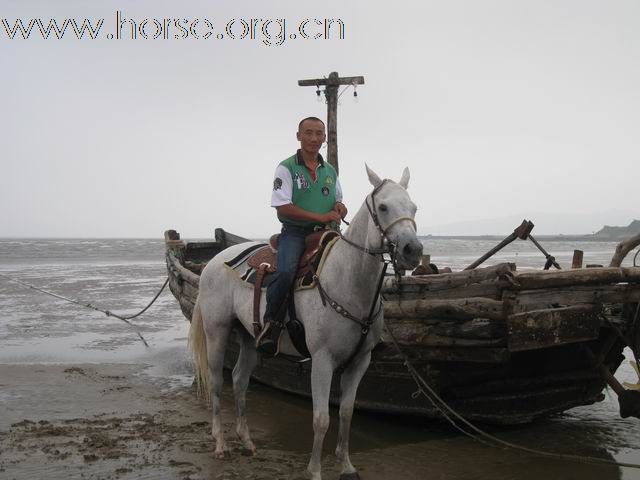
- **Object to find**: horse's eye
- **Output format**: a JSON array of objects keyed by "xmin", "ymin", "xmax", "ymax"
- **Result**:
[{"xmin": 379, "ymin": 204, "xmax": 388, "ymax": 212}]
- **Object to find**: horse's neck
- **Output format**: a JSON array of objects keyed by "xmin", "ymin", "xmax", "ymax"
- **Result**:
[{"xmin": 322, "ymin": 200, "xmax": 384, "ymax": 311}]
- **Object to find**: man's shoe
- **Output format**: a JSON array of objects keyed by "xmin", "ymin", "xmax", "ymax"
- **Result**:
[{"xmin": 256, "ymin": 322, "xmax": 278, "ymax": 356}]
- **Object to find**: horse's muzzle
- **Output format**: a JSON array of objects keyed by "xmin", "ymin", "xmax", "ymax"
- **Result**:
[{"xmin": 396, "ymin": 239, "xmax": 423, "ymax": 270}]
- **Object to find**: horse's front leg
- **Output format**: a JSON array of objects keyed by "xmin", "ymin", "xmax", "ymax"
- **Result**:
[
  {"xmin": 307, "ymin": 353, "xmax": 334, "ymax": 480},
  {"xmin": 335, "ymin": 351, "xmax": 371, "ymax": 480}
]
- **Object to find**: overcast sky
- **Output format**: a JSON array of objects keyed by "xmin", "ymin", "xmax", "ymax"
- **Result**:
[{"xmin": 1, "ymin": 0, "xmax": 638, "ymax": 238}]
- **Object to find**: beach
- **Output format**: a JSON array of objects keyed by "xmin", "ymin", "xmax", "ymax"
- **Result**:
[
  {"xmin": 2, "ymin": 358, "xmax": 632, "ymax": 480},
  {"xmin": 1, "ymin": 238, "xmax": 640, "ymax": 480}
]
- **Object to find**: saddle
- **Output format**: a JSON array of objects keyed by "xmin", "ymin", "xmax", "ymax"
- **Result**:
[
  {"xmin": 246, "ymin": 230, "xmax": 339, "ymax": 276},
  {"xmin": 247, "ymin": 229, "xmax": 339, "ymax": 356}
]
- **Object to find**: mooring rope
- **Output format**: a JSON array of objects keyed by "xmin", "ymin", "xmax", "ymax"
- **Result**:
[
  {"xmin": 382, "ymin": 322, "xmax": 640, "ymax": 470},
  {"xmin": 0, "ymin": 272, "xmax": 170, "ymax": 348}
]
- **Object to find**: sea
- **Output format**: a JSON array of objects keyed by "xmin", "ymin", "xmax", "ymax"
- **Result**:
[{"xmin": 0, "ymin": 237, "xmax": 639, "ymax": 479}]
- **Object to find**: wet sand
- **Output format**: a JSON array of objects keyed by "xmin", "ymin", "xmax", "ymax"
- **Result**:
[{"xmin": 1, "ymin": 362, "xmax": 633, "ymax": 480}]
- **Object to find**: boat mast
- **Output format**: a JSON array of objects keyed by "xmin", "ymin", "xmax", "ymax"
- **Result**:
[{"xmin": 298, "ymin": 71, "xmax": 365, "ymax": 175}]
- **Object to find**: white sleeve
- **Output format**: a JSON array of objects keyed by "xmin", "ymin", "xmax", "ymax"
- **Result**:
[
  {"xmin": 271, "ymin": 165, "xmax": 293, "ymax": 207},
  {"xmin": 335, "ymin": 175, "xmax": 343, "ymax": 203}
]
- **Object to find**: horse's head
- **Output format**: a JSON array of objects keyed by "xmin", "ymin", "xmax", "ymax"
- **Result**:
[{"xmin": 365, "ymin": 165, "xmax": 423, "ymax": 270}]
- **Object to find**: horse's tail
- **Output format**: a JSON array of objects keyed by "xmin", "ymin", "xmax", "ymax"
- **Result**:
[{"xmin": 189, "ymin": 295, "xmax": 211, "ymax": 404}]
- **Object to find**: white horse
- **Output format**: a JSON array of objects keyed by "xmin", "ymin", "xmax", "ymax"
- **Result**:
[{"xmin": 190, "ymin": 165, "xmax": 423, "ymax": 480}]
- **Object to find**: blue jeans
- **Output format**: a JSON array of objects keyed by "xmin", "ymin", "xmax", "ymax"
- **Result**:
[{"xmin": 264, "ymin": 225, "xmax": 311, "ymax": 321}]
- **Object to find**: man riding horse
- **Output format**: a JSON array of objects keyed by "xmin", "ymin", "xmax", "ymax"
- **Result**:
[{"xmin": 257, "ymin": 116, "xmax": 348, "ymax": 355}]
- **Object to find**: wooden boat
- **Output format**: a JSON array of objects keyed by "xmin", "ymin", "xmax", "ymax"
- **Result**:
[{"xmin": 164, "ymin": 228, "xmax": 640, "ymax": 425}]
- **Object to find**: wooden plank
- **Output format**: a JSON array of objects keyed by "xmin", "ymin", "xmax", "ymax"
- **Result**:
[
  {"xmin": 298, "ymin": 76, "xmax": 365, "ymax": 87},
  {"xmin": 167, "ymin": 251, "xmax": 200, "ymax": 287},
  {"xmin": 383, "ymin": 281, "xmax": 502, "ymax": 300},
  {"xmin": 512, "ymin": 267, "xmax": 640, "ymax": 290},
  {"xmin": 386, "ymin": 318, "xmax": 506, "ymax": 346},
  {"xmin": 383, "ymin": 263, "xmax": 515, "ymax": 292},
  {"xmin": 507, "ymin": 305, "xmax": 600, "ymax": 352},
  {"xmin": 610, "ymin": 233, "xmax": 640, "ymax": 267},
  {"xmin": 572, "ymin": 250, "xmax": 584, "ymax": 269},
  {"xmin": 401, "ymin": 345, "xmax": 510, "ymax": 364},
  {"xmin": 504, "ymin": 284, "xmax": 640, "ymax": 313},
  {"xmin": 384, "ymin": 297, "xmax": 505, "ymax": 320}
]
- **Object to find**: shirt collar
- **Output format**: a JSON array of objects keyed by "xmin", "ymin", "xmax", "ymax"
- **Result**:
[{"xmin": 296, "ymin": 149, "xmax": 325, "ymax": 167}]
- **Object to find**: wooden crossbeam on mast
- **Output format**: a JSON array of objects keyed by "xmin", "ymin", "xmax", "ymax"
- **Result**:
[{"xmin": 298, "ymin": 71, "xmax": 365, "ymax": 175}]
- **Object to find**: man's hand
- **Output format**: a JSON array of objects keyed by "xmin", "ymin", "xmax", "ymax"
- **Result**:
[
  {"xmin": 333, "ymin": 202, "xmax": 348, "ymax": 219},
  {"xmin": 321, "ymin": 210, "xmax": 342, "ymax": 224}
]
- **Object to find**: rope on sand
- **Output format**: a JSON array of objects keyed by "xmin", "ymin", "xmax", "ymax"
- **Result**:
[
  {"xmin": 383, "ymin": 322, "xmax": 640, "ymax": 470},
  {"xmin": 0, "ymin": 272, "xmax": 170, "ymax": 348}
]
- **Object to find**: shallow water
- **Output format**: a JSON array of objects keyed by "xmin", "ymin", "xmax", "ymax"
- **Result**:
[{"xmin": 1, "ymin": 237, "xmax": 639, "ymax": 479}]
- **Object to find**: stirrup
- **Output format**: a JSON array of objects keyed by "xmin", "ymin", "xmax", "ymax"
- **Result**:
[{"xmin": 256, "ymin": 323, "xmax": 278, "ymax": 356}]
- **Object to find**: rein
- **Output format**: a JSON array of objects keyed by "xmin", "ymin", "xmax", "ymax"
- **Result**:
[{"xmin": 312, "ymin": 179, "xmax": 416, "ymax": 372}]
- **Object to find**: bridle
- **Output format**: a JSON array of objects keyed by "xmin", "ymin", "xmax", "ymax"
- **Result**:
[
  {"xmin": 311, "ymin": 179, "xmax": 418, "ymax": 373},
  {"xmin": 340, "ymin": 179, "xmax": 417, "ymax": 262}
]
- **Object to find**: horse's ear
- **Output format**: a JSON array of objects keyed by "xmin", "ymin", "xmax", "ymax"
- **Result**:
[
  {"xmin": 365, "ymin": 163, "xmax": 383, "ymax": 188},
  {"xmin": 399, "ymin": 167, "xmax": 410, "ymax": 189}
]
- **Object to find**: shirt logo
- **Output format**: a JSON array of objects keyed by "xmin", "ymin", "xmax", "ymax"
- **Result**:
[
  {"xmin": 273, "ymin": 177, "xmax": 283, "ymax": 191},
  {"xmin": 321, "ymin": 186, "xmax": 330, "ymax": 196},
  {"xmin": 325, "ymin": 176, "xmax": 333, "ymax": 185},
  {"xmin": 294, "ymin": 172, "xmax": 309, "ymax": 190}
]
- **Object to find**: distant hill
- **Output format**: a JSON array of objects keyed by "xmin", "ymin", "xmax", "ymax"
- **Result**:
[
  {"xmin": 593, "ymin": 220, "xmax": 640, "ymax": 240},
  {"xmin": 423, "ymin": 211, "xmax": 637, "ymax": 236}
]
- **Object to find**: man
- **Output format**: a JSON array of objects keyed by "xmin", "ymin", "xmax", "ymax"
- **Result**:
[{"xmin": 258, "ymin": 116, "xmax": 348, "ymax": 355}]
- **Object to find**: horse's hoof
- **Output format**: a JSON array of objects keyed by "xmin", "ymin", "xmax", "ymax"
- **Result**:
[
  {"xmin": 339, "ymin": 473, "xmax": 360, "ymax": 480},
  {"xmin": 214, "ymin": 449, "xmax": 231, "ymax": 460},
  {"xmin": 240, "ymin": 446, "xmax": 256, "ymax": 457}
]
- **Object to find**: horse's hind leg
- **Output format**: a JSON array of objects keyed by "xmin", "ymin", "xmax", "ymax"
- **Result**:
[
  {"xmin": 204, "ymin": 318, "xmax": 233, "ymax": 459},
  {"xmin": 232, "ymin": 326, "xmax": 258, "ymax": 454},
  {"xmin": 335, "ymin": 352, "xmax": 371, "ymax": 480},
  {"xmin": 307, "ymin": 353, "xmax": 334, "ymax": 480}
]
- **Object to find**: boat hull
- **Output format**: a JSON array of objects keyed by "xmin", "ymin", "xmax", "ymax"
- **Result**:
[{"xmin": 165, "ymin": 228, "xmax": 640, "ymax": 425}]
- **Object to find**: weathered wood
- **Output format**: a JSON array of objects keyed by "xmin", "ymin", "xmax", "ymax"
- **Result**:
[
  {"xmin": 183, "ymin": 280, "xmax": 199, "ymax": 301},
  {"xmin": 298, "ymin": 76, "xmax": 365, "ymax": 87},
  {"xmin": 429, "ymin": 318, "xmax": 507, "ymax": 339},
  {"xmin": 164, "ymin": 229, "xmax": 185, "ymax": 248},
  {"xmin": 572, "ymin": 250, "xmax": 584, "ymax": 269},
  {"xmin": 214, "ymin": 228, "xmax": 252, "ymax": 247},
  {"xmin": 383, "ymin": 280, "xmax": 503, "ymax": 300},
  {"xmin": 507, "ymin": 305, "xmax": 600, "ymax": 352},
  {"xmin": 167, "ymin": 251, "xmax": 200, "ymax": 287},
  {"xmin": 400, "ymin": 345, "xmax": 511, "ymax": 364},
  {"xmin": 465, "ymin": 221, "xmax": 533, "ymax": 270},
  {"xmin": 386, "ymin": 318, "xmax": 506, "ymax": 346},
  {"xmin": 326, "ymin": 72, "xmax": 339, "ymax": 173},
  {"xmin": 504, "ymin": 284, "xmax": 640, "ymax": 313},
  {"xmin": 299, "ymin": 72, "xmax": 365, "ymax": 174},
  {"xmin": 184, "ymin": 261, "xmax": 206, "ymax": 274},
  {"xmin": 584, "ymin": 347, "xmax": 626, "ymax": 395},
  {"xmin": 610, "ymin": 233, "xmax": 640, "ymax": 267},
  {"xmin": 384, "ymin": 263, "xmax": 515, "ymax": 292},
  {"xmin": 384, "ymin": 297, "xmax": 506, "ymax": 320},
  {"xmin": 512, "ymin": 267, "xmax": 640, "ymax": 290},
  {"xmin": 164, "ymin": 227, "xmax": 638, "ymax": 424}
]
